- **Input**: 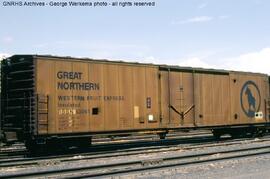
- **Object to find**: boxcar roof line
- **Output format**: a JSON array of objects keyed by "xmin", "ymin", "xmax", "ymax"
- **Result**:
[{"xmin": 5, "ymin": 54, "xmax": 268, "ymax": 76}]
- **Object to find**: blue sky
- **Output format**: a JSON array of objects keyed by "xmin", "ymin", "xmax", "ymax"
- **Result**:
[{"xmin": 1, "ymin": 0, "xmax": 270, "ymax": 73}]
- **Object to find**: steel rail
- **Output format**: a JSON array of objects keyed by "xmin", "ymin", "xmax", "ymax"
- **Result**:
[
  {"xmin": 1, "ymin": 144, "xmax": 270, "ymax": 178},
  {"xmin": 0, "ymin": 134, "xmax": 213, "ymax": 167},
  {"xmin": 1, "ymin": 135, "xmax": 270, "ymax": 169}
]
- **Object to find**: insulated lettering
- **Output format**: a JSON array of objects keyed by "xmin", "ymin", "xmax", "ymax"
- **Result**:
[{"xmin": 56, "ymin": 71, "xmax": 99, "ymax": 91}]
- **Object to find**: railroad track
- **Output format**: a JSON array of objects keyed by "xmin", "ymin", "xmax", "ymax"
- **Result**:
[
  {"xmin": 1, "ymin": 132, "xmax": 269, "ymax": 178},
  {"xmin": 0, "ymin": 132, "xmax": 214, "ymax": 167},
  {"xmin": 0, "ymin": 134, "xmax": 269, "ymax": 168},
  {"xmin": 0, "ymin": 143, "xmax": 27, "ymax": 160},
  {"xmin": 0, "ymin": 150, "xmax": 27, "ymax": 160},
  {"xmin": 1, "ymin": 140, "xmax": 270, "ymax": 178},
  {"xmin": 0, "ymin": 131, "xmax": 209, "ymax": 159},
  {"xmin": 0, "ymin": 132, "xmax": 269, "ymax": 168}
]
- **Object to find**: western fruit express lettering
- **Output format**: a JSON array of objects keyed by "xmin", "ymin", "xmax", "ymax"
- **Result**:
[{"xmin": 57, "ymin": 71, "xmax": 99, "ymax": 90}]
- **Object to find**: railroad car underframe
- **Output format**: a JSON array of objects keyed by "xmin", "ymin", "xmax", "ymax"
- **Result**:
[{"xmin": 1, "ymin": 55, "xmax": 270, "ymax": 151}]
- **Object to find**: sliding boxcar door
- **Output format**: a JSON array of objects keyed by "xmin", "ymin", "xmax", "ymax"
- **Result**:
[{"xmin": 160, "ymin": 70, "xmax": 195, "ymax": 128}]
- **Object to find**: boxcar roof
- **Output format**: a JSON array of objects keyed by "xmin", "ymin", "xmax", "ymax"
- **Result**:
[{"xmin": 6, "ymin": 54, "xmax": 268, "ymax": 76}]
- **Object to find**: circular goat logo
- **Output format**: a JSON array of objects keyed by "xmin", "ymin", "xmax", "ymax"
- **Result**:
[{"xmin": 240, "ymin": 81, "xmax": 261, "ymax": 118}]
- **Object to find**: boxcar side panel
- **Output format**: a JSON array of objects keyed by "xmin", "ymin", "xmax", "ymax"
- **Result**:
[
  {"xmin": 164, "ymin": 71, "xmax": 196, "ymax": 127},
  {"xmin": 221, "ymin": 75, "xmax": 231, "ymax": 124},
  {"xmin": 103, "ymin": 64, "xmax": 120, "ymax": 130},
  {"xmin": 145, "ymin": 67, "xmax": 159, "ymax": 128},
  {"xmin": 181, "ymin": 72, "xmax": 195, "ymax": 126},
  {"xmin": 133, "ymin": 66, "xmax": 146, "ymax": 129},
  {"xmin": 194, "ymin": 73, "xmax": 203, "ymax": 125},
  {"xmin": 119, "ymin": 65, "xmax": 134, "ymax": 129},
  {"xmin": 55, "ymin": 61, "xmax": 74, "ymax": 133},
  {"xmin": 168, "ymin": 71, "xmax": 181, "ymax": 126},
  {"xmin": 194, "ymin": 73, "xmax": 230, "ymax": 126},
  {"xmin": 36, "ymin": 60, "xmax": 55, "ymax": 134},
  {"xmin": 37, "ymin": 58, "xmax": 163, "ymax": 135},
  {"xmin": 160, "ymin": 71, "xmax": 169, "ymax": 127},
  {"xmin": 72, "ymin": 62, "xmax": 89, "ymax": 132},
  {"xmin": 210, "ymin": 75, "xmax": 230, "ymax": 125},
  {"xmin": 36, "ymin": 57, "xmax": 269, "ymax": 137},
  {"xmin": 88, "ymin": 63, "xmax": 105, "ymax": 131},
  {"xmin": 230, "ymin": 73, "xmax": 241, "ymax": 124},
  {"xmin": 230, "ymin": 73, "xmax": 269, "ymax": 124},
  {"xmin": 202, "ymin": 74, "xmax": 213, "ymax": 125}
]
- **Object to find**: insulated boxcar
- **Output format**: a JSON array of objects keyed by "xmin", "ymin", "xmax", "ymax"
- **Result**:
[{"xmin": 1, "ymin": 55, "xmax": 270, "ymax": 150}]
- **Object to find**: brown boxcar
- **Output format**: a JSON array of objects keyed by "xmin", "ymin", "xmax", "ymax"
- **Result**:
[{"xmin": 1, "ymin": 55, "xmax": 270, "ymax": 149}]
